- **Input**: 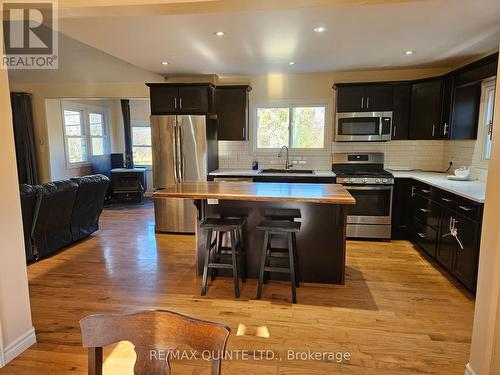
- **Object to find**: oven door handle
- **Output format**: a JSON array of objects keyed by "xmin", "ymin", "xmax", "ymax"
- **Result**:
[{"xmin": 345, "ymin": 186, "xmax": 393, "ymax": 191}]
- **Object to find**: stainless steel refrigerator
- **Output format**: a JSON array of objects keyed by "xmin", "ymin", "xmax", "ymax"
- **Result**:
[{"xmin": 151, "ymin": 115, "xmax": 218, "ymax": 233}]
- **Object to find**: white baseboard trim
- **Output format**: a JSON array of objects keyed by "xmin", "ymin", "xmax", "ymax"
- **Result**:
[
  {"xmin": 2, "ymin": 327, "xmax": 36, "ymax": 366},
  {"xmin": 465, "ymin": 363, "xmax": 477, "ymax": 375}
]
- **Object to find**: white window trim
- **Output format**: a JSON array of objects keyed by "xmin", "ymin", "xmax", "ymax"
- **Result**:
[
  {"xmin": 131, "ymin": 120, "xmax": 153, "ymax": 169},
  {"xmin": 476, "ymin": 78, "xmax": 496, "ymax": 169},
  {"xmin": 251, "ymin": 99, "xmax": 332, "ymax": 155},
  {"xmin": 61, "ymin": 101, "xmax": 110, "ymax": 169}
]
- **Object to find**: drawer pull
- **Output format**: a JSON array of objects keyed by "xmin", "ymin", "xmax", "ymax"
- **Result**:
[
  {"xmin": 419, "ymin": 208, "xmax": 430, "ymax": 213},
  {"xmin": 459, "ymin": 205, "xmax": 473, "ymax": 212},
  {"xmin": 421, "ymin": 189, "xmax": 431, "ymax": 194},
  {"xmin": 417, "ymin": 233, "xmax": 427, "ymax": 238},
  {"xmin": 441, "ymin": 197, "xmax": 453, "ymax": 203}
]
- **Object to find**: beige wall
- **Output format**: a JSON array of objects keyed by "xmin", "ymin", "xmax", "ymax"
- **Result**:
[
  {"xmin": 467, "ymin": 48, "xmax": 500, "ymax": 375},
  {"xmin": 0, "ymin": 47, "xmax": 35, "ymax": 366}
]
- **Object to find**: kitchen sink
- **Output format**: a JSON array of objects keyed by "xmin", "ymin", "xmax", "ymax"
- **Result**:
[{"xmin": 259, "ymin": 169, "xmax": 315, "ymax": 174}]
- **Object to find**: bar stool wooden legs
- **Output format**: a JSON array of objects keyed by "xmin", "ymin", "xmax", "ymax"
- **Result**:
[
  {"xmin": 200, "ymin": 218, "xmax": 246, "ymax": 298},
  {"xmin": 256, "ymin": 220, "xmax": 301, "ymax": 304}
]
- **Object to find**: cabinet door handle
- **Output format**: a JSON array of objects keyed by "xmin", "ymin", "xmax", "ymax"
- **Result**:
[
  {"xmin": 411, "ymin": 186, "xmax": 416, "ymax": 197},
  {"xmin": 242, "ymin": 127, "xmax": 246, "ymax": 139},
  {"xmin": 393, "ymin": 125, "xmax": 396, "ymax": 137},
  {"xmin": 366, "ymin": 97, "xmax": 370, "ymax": 109},
  {"xmin": 441, "ymin": 197, "xmax": 453, "ymax": 203},
  {"xmin": 174, "ymin": 97, "xmax": 177, "ymax": 109},
  {"xmin": 417, "ymin": 233, "xmax": 427, "ymax": 238},
  {"xmin": 179, "ymin": 98, "xmax": 182, "ymax": 109},
  {"xmin": 421, "ymin": 189, "xmax": 431, "ymax": 194},
  {"xmin": 432, "ymin": 124, "xmax": 436, "ymax": 137},
  {"xmin": 459, "ymin": 205, "xmax": 473, "ymax": 212},
  {"xmin": 443, "ymin": 123, "xmax": 449, "ymax": 136},
  {"xmin": 419, "ymin": 208, "xmax": 430, "ymax": 213},
  {"xmin": 361, "ymin": 97, "xmax": 364, "ymax": 109}
]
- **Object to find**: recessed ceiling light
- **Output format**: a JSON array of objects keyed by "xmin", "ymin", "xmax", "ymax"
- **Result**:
[
  {"xmin": 405, "ymin": 50, "xmax": 415, "ymax": 55},
  {"xmin": 214, "ymin": 31, "xmax": 225, "ymax": 37},
  {"xmin": 288, "ymin": 61, "xmax": 296, "ymax": 65},
  {"xmin": 314, "ymin": 26, "xmax": 327, "ymax": 33},
  {"xmin": 161, "ymin": 61, "xmax": 169, "ymax": 65}
]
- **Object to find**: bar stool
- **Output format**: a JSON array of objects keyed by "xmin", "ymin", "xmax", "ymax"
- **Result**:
[
  {"xmin": 200, "ymin": 217, "xmax": 246, "ymax": 298},
  {"xmin": 256, "ymin": 220, "xmax": 301, "ymax": 304}
]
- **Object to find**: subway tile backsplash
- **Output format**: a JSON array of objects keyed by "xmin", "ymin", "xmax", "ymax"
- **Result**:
[{"xmin": 218, "ymin": 139, "xmax": 487, "ymax": 180}]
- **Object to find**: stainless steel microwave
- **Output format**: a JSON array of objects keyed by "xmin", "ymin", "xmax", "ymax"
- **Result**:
[{"xmin": 335, "ymin": 112, "xmax": 392, "ymax": 142}]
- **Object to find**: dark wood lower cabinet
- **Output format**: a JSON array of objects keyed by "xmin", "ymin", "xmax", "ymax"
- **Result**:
[
  {"xmin": 436, "ymin": 213, "xmax": 456, "ymax": 271},
  {"xmin": 412, "ymin": 218, "xmax": 437, "ymax": 257},
  {"xmin": 393, "ymin": 178, "xmax": 482, "ymax": 293},
  {"xmin": 443, "ymin": 211, "xmax": 479, "ymax": 291}
]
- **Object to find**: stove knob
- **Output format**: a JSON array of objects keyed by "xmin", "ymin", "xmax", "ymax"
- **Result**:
[
  {"xmin": 383, "ymin": 178, "xmax": 388, "ymax": 183},
  {"xmin": 375, "ymin": 179, "xmax": 381, "ymax": 183},
  {"xmin": 363, "ymin": 178, "xmax": 368, "ymax": 183}
]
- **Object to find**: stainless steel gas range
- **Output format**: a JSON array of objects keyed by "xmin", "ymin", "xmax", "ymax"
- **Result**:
[{"xmin": 332, "ymin": 153, "xmax": 394, "ymax": 240}]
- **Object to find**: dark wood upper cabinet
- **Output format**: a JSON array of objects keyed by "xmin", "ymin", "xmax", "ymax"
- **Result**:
[
  {"xmin": 336, "ymin": 84, "xmax": 393, "ymax": 112},
  {"xmin": 450, "ymin": 82, "xmax": 482, "ymax": 140},
  {"xmin": 147, "ymin": 83, "xmax": 215, "ymax": 115},
  {"xmin": 439, "ymin": 75, "xmax": 454, "ymax": 139},
  {"xmin": 149, "ymin": 86, "xmax": 178, "ymax": 114},
  {"xmin": 409, "ymin": 79, "xmax": 443, "ymax": 140},
  {"xmin": 392, "ymin": 84, "xmax": 412, "ymax": 140},
  {"xmin": 364, "ymin": 85, "xmax": 393, "ymax": 111},
  {"xmin": 454, "ymin": 53, "xmax": 499, "ymax": 86},
  {"xmin": 336, "ymin": 85, "xmax": 365, "ymax": 112},
  {"xmin": 216, "ymin": 85, "xmax": 251, "ymax": 141}
]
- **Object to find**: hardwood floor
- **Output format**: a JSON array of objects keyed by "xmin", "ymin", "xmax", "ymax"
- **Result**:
[{"xmin": 0, "ymin": 204, "xmax": 474, "ymax": 374}]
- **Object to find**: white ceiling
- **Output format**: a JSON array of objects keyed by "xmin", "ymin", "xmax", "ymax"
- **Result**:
[{"xmin": 58, "ymin": 0, "xmax": 500, "ymax": 76}]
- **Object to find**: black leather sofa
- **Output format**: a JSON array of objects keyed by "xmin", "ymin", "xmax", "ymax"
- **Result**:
[
  {"xmin": 19, "ymin": 174, "xmax": 110, "ymax": 262},
  {"xmin": 19, "ymin": 184, "xmax": 38, "ymax": 262},
  {"xmin": 70, "ymin": 175, "xmax": 110, "ymax": 242}
]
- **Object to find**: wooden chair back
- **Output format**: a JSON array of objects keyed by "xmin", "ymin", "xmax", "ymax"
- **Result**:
[{"xmin": 80, "ymin": 309, "xmax": 231, "ymax": 375}]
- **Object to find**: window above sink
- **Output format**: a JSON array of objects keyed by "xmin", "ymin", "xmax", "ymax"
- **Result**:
[{"xmin": 252, "ymin": 101, "xmax": 330, "ymax": 154}]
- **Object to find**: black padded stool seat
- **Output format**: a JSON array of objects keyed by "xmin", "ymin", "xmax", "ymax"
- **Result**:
[
  {"xmin": 256, "ymin": 219, "xmax": 301, "ymax": 303},
  {"xmin": 200, "ymin": 217, "xmax": 247, "ymax": 298}
]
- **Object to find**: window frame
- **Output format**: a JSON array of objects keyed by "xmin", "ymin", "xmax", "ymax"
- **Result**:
[
  {"xmin": 131, "ymin": 120, "xmax": 153, "ymax": 167},
  {"xmin": 477, "ymin": 78, "xmax": 496, "ymax": 169},
  {"xmin": 61, "ymin": 101, "xmax": 110, "ymax": 169},
  {"xmin": 252, "ymin": 100, "xmax": 331, "ymax": 155}
]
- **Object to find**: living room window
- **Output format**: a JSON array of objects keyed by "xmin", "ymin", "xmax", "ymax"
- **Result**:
[
  {"xmin": 62, "ymin": 102, "xmax": 109, "ymax": 167},
  {"xmin": 132, "ymin": 122, "xmax": 153, "ymax": 166},
  {"xmin": 254, "ymin": 104, "xmax": 327, "ymax": 151}
]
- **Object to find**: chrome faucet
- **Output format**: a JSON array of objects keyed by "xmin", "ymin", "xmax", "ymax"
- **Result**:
[{"xmin": 278, "ymin": 146, "xmax": 293, "ymax": 169}]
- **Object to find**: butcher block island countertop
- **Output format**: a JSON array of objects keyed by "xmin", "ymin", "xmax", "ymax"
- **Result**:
[
  {"xmin": 153, "ymin": 181, "xmax": 356, "ymax": 204},
  {"xmin": 154, "ymin": 181, "xmax": 355, "ymax": 285}
]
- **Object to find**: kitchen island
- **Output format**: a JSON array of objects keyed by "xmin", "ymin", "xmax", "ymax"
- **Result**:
[{"xmin": 153, "ymin": 181, "xmax": 355, "ymax": 284}]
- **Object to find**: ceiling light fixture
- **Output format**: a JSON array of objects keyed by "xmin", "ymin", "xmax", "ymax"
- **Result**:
[
  {"xmin": 161, "ymin": 61, "xmax": 169, "ymax": 65},
  {"xmin": 214, "ymin": 31, "xmax": 225, "ymax": 36},
  {"xmin": 314, "ymin": 26, "xmax": 327, "ymax": 33},
  {"xmin": 288, "ymin": 61, "xmax": 295, "ymax": 65},
  {"xmin": 405, "ymin": 50, "xmax": 415, "ymax": 55}
]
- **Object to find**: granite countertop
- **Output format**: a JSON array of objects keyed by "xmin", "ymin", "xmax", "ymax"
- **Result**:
[
  {"xmin": 209, "ymin": 169, "xmax": 336, "ymax": 178},
  {"xmin": 390, "ymin": 170, "xmax": 486, "ymax": 203}
]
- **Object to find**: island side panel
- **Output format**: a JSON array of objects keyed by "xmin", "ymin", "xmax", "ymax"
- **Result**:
[{"xmin": 196, "ymin": 200, "xmax": 347, "ymax": 284}]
